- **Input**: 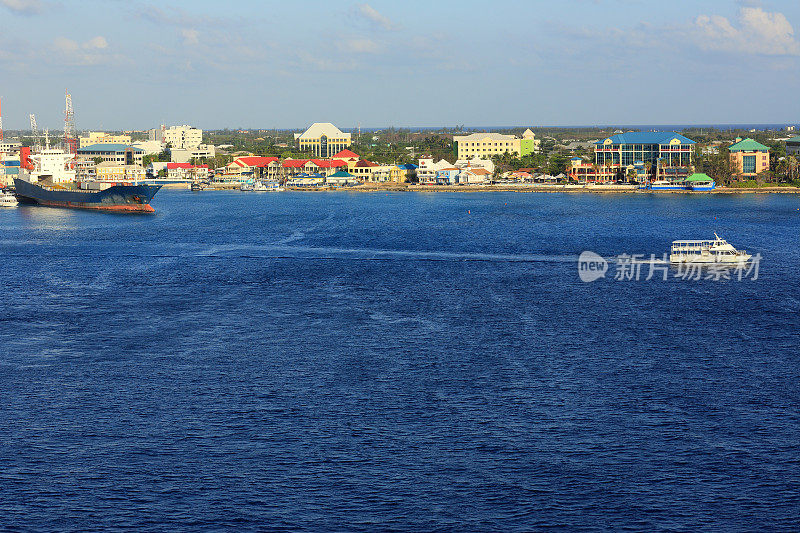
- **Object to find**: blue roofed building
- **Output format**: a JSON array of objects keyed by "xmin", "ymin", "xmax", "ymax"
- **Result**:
[
  {"xmin": 593, "ymin": 132, "xmax": 696, "ymax": 182},
  {"xmin": 77, "ymin": 143, "xmax": 145, "ymax": 166}
]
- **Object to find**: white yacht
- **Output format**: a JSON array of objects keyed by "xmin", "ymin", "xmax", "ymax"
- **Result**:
[
  {"xmin": 0, "ymin": 189, "xmax": 18, "ymax": 207},
  {"xmin": 670, "ymin": 233, "xmax": 751, "ymax": 264},
  {"xmin": 262, "ymin": 181, "xmax": 284, "ymax": 192}
]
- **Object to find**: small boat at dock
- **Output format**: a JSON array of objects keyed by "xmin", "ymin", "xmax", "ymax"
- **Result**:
[{"xmin": 0, "ymin": 188, "xmax": 18, "ymax": 207}]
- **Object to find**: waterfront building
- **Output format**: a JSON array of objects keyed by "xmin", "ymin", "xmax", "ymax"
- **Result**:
[
  {"xmin": 77, "ymin": 143, "xmax": 145, "ymax": 166},
  {"xmin": 785, "ymin": 136, "xmax": 800, "ymax": 157},
  {"xmin": 167, "ymin": 163, "xmax": 209, "ymax": 180},
  {"xmin": 305, "ymin": 159, "xmax": 348, "ymax": 177},
  {"xmin": 417, "ymin": 158, "xmax": 453, "ymax": 184},
  {"xmin": 295, "ymin": 123, "xmax": 352, "ymax": 158},
  {"xmin": 455, "ymin": 158, "xmax": 495, "ymax": 174},
  {"xmin": 453, "ymin": 129, "xmax": 540, "ymax": 160},
  {"xmin": 593, "ymin": 132, "xmax": 696, "ymax": 182},
  {"xmin": 368, "ymin": 164, "xmax": 405, "ymax": 182},
  {"xmin": 0, "ymin": 153, "xmax": 20, "ymax": 186},
  {"xmin": 281, "ymin": 158, "xmax": 310, "ymax": 178},
  {"xmin": 78, "ymin": 132, "xmax": 132, "ymax": 149},
  {"xmin": 434, "ymin": 167, "xmax": 461, "ymax": 185},
  {"xmin": 350, "ymin": 159, "xmax": 379, "ymax": 181},
  {"xmin": 326, "ymin": 170, "xmax": 358, "ymax": 187},
  {"xmin": 459, "ymin": 168, "xmax": 491, "ymax": 184},
  {"xmin": 396, "ymin": 163, "xmax": 418, "ymax": 182},
  {"xmin": 568, "ymin": 157, "xmax": 616, "ymax": 183},
  {"xmin": 729, "ymin": 138, "xmax": 770, "ymax": 176},
  {"xmin": 147, "ymin": 162, "xmax": 169, "ymax": 177},
  {"xmin": 228, "ymin": 156, "xmax": 280, "ymax": 179},
  {"xmin": 95, "ymin": 162, "xmax": 145, "ymax": 181}
]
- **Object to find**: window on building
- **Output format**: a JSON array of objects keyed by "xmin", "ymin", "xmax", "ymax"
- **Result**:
[{"xmin": 743, "ymin": 155, "xmax": 756, "ymax": 174}]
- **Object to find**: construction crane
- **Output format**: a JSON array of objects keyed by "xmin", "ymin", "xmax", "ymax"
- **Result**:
[{"xmin": 63, "ymin": 90, "xmax": 77, "ymax": 155}]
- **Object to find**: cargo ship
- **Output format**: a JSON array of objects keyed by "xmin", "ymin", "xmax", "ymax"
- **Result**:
[{"xmin": 13, "ymin": 141, "xmax": 161, "ymax": 213}]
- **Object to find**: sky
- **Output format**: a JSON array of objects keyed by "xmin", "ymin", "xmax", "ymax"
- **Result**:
[{"xmin": 0, "ymin": 0, "xmax": 799, "ymax": 130}]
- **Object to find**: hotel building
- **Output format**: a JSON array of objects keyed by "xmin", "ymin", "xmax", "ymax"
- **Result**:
[
  {"xmin": 452, "ymin": 129, "xmax": 540, "ymax": 160},
  {"xmin": 592, "ymin": 132, "xmax": 696, "ymax": 182}
]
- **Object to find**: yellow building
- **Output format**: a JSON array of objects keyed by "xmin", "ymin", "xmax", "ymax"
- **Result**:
[
  {"xmin": 453, "ymin": 129, "xmax": 540, "ymax": 160},
  {"xmin": 294, "ymin": 123, "xmax": 352, "ymax": 158},
  {"xmin": 79, "ymin": 131, "xmax": 132, "ymax": 149},
  {"xmin": 728, "ymin": 138, "xmax": 770, "ymax": 177},
  {"xmin": 95, "ymin": 162, "xmax": 145, "ymax": 181}
]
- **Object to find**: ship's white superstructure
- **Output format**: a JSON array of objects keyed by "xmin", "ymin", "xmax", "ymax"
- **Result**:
[
  {"xmin": 26, "ymin": 146, "xmax": 76, "ymax": 184},
  {"xmin": 669, "ymin": 233, "xmax": 751, "ymax": 264}
]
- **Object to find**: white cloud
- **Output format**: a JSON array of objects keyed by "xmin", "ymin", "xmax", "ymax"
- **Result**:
[
  {"xmin": 341, "ymin": 38, "xmax": 379, "ymax": 54},
  {"xmin": 181, "ymin": 29, "xmax": 200, "ymax": 46},
  {"xmin": 53, "ymin": 37, "xmax": 81, "ymax": 55},
  {"xmin": 693, "ymin": 7, "xmax": 800, "ymax": 56},
  {"xmin": 0, "ymin": 0, "xmax": 42, "ymax": 14},
  {"xmin": 355, "ymin": 3, "xmax": 396, "ymax": 31},
  {"xmin": 52, "ymin": 36, "xmax": 111, "ymax": 65},
  {"xmin": 85, "ymin": 36, "xmax": 108, "ymax": 50}
]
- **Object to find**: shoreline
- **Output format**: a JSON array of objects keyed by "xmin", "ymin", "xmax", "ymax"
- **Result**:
[{"xmin": 163, "ymin": 182, "xmax": 800, "ymax": 194}]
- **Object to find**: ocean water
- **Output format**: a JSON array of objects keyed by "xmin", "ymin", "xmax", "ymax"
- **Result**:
[{"xmin": 1, "ymin": 190, "xmax": 799, "ymax": 531}]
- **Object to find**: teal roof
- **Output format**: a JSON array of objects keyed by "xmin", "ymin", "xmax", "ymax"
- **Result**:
[
  {"xmin": 594, "ymin": 132, "xmax": 696, "ymax": 146},
  {"xmin": 329, "ymin": 171, "xmax": 354, "ymax": 177},
  {"xmin": 78, "ymin": 143, "xmax": 144, "ymax": 153},
  {"xmin": 728, "ymin": 138, "xmax": 769, "ymax": 152},
  {"xmin": 786, "ymin": 136, "xmax": 800, "ymax": 144},
  {"xmin": 685, "ymin": 173, "xmax": 713, "ymax": 182}
]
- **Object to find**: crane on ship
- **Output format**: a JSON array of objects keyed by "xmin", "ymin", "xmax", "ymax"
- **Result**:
[
  {"xmin": 63, "ymin": 90, "xmax": 77, "ymax": 156},
  {"xmin": 29, "ymin": 113, "xmax": 40, "ymax": 150}
]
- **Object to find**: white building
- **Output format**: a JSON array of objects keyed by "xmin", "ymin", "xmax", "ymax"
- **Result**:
[
  {"xmin": 294, "ymin": 123, "xmax": 352, "ymax": 158},
  {"xmin": 167, "ymin": 163, "xmax": 209, "ymax": 180},
  {"xmin": 455, "ymin": 158, "xmax": 495, "ymax": 174},
  {"xmin": 132, "ymin": 140, "xmax": 166, "ymax": 155},
  {"xmin": 0, "ymin": 140, "xmax": 22, "ymax": 154},
  {"xmin": 163, "ymin": 125, "xmax": 203, "ymax": 150},
  {"xmin": 458, "ymin": 168, "xmax": 491, "ymax": 184},
  {"xmin": 417, "ymin": 158, "xmax": 453, "ymax": 184},
  {"xmin": 170, "ymin": 144, "xmax": 216, "ymax": 164}
]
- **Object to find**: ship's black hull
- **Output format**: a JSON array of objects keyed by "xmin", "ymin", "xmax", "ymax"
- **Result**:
[{"xmin": 13, "ymin": 179, "xmax": 162, "ymax": 213}]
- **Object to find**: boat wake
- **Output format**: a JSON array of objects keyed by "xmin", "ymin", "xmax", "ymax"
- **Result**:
[{"xmin": 195, "ymin": 243, "xmax": 577, "ymax": 263}]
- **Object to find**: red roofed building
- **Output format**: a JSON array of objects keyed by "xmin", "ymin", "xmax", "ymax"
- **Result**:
[
  {"xmin": 167, "ymin": 162, "xmax": 209, "ymax": 180},
  {"xmin": 306, "ymin": 159, "xmax": 348, "ymax": 176},
  {"xmin": 459, "ymin": 167, "xmax": 491, "ymax": 184},
  {"xmin": 332, "ymin": 149, "xmax": 360, "ymax": 164},
  {"xmin": 281, "ymin": 158, "xmax": 310, "ymax": 178},
  {"xmin": 350, "ymin": 159, "xmax": 379, "ymax": 181},
  {"xmin": 227, "ymin": 156, "xmax": 280, "ymax": 179}
]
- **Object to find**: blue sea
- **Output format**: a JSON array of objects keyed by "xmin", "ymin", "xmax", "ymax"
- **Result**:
[{"xmin": 1, "ymin": 190, "xmax": 799, "ymax": 531}]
